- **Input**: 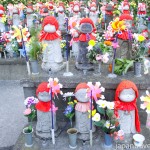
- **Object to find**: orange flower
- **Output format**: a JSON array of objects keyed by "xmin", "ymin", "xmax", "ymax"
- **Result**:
[{"xmin": 104, "ymin": 41, "xmax": 112, "ymax": 46}]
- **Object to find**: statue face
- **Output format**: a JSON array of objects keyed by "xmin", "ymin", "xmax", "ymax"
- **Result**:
[
  {"xmin": 13, "ymin": 8, "xmax": 18, "ymax": 13},
  {"xmin": 44, "ymin": 24, "xmax": 56, "ymax": 33},
  {"xmin": 80, "ymin": 23, "xmax": 93, "ymax": 33},
  {"xmin": 38, "ymin": 91, "xmax": 50, "ymax": 102},
  {"xmin": 74, "ymin": 5, "xmax": 79, "ymax": 12},
  {"xmin": 58, "ymin": 6, "xmax": 64, "ymax": 12},
  {"xmin": 123, "ymin": 5, "xmax": 129, "ymax": 10},
  {"xmin": 125, "ymin": 20, "xmax": 132, "ymax": 29},
  {"xmin": 75, "ymin": 89, "xmax": 89, "ymax": 102},
  {"xmin": 27, "ymin": 8, "xmax": 33, "ymax": 13},
  {"xmin": 119, "ymin": 88, "xmax": 136, "ymax": 102},
  {"xmin": 91, "ymin": 6, "xmax": 96, "ymax": 11},
  {"xmin": 0, "ymin": 10, "xmax": 4, "ymax": 14}
]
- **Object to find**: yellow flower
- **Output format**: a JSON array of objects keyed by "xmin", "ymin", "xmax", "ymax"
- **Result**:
[
  {"xmin": 138, "ymin": 35, "xmax": 145, "ymax": 42},
  {"xmin": 74, "ymin": 100, "xmax": 77, "ymax": 103},
  {"xmin": 68, "ymin": 102, "xmax": 74, "ymax": 105},
  {"xmin": 1, "ymin": 15, "xmax": 7, "ymax": 23},
  {"xmin": 88, "ymin": 109, "xmax": 96, "ymax": 118},
  {"xmin": 88, "ymin": 40, "xmax": 96, "ymax": 47},
  {"xmin": 42, "ymin": 43, "xmax": 48, "ymax": 51}
]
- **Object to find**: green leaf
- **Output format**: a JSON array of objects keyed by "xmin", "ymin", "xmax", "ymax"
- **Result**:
[
  {"xmin": 97, "ymin": 106, "xmax": 105, "ymax": 115},
  {"xmin": 106, "ymin": 109, "xmax": 114, "ymax": 118},
  {"xmin": 94, "ymin": 119, "xmax": 105, "ymax": 127}
]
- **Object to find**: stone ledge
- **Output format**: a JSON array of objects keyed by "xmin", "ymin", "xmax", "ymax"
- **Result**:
[{"xmin": 0, "ymin": 58, "xmax": 26, "ymax": 65}]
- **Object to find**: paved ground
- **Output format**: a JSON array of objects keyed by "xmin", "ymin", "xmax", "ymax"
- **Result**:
[{"xmin": 0, "ymin": 81, "xmax": 27, "ymax": 149}]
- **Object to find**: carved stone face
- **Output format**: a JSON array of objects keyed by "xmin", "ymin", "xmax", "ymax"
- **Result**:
[
  {"xmin": 75, "ymin": 89, "xmax": 89, "ymax": 102},
  {"xmin": 44, "ymin": 24, "xmax": 56, "ymax": 33},
  {"xmin": 0, "ymin": 10, "xmax": 4, "ymax": 14},
  {"xmin": 80, "ymin": 23, "xmax": 93, "ymax": 33},
  {"xmin": 119, "ymin": 88, "xmax": 136, "ymax": 102},
  {"xmin": 13, "ymin": 8, "xmax": 18, "ymax": 13},
  {"xmin": 123, "ymin": 5, "xmax": 129, "ymax": 10},
  {"xmin": 125, "ymin": 20, "xmax": 132, "ymax": 29},
  {"xmin": 27, "ymin": 8, "xmax": 33, "ymax": 13},
  {"xmin": 58, "ymin": 6, "xmax": 64, "ymax": 12},
  {"xmin": 74, "ymin": 5, "xmax": 79, "ymax": 12},
  {"xmin": 91, "ymin": 6, "xmax": 96, "ymax": 11},
  {"xmin": 37, "ymin": 91, "xmax": 50, "ymax": 102}
]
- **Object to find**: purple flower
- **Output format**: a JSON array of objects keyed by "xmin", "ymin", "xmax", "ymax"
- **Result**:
[{"xmin": 64, "ymin": 105, "xmax": 73, "ymax": 115}]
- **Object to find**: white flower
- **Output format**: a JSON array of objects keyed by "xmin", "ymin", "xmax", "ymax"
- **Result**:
[
  {"xmin": 58, "ymin": 83, "xmax": 63, "ymax": 88},
  {"xmin": 87, "ymin": 45, "xmax": 93, "ymax": 51},
  {"xmin": 100, "ymin": 87, "xmax": 105, "ymax": 92},
  {"xmin": 87, "ymin": 82, "xmax": 92, "ymax": 86},
  {"xmin": 140, "ymin": 96, "xmax": 145, "ymax": 101},
  {"xmin": 60, "ymin": 91, "xmax": 63, "ymax": 95},
  {"xmin": 140, "ymin": 104, "xmax": 146, "ymax": 110},
  {"xmin": 63, "ymin": 92, "xmax": 74, "ymax": 97},
  {"xmin": 96, "ymin": 100, "xmax": 107, "ymax": 108},
  {"xmin": 100, "ymin": 95, "xmax": 105, "ymax": 99},
  {"xmin": 146, "ymin": 110, "xmax": 150, "ymax": 113},
  {"xmin": 54, "ymin": 78, "xmax": 59, "ymax": 82},
  {"xmin": 95, "ymin": 82, "xmax": 101, "ymax": 87},
  {"xmin": 92, "ymin": 113, "xmax": 101, "ymax": 122},
  {"xmin": 110, "ymin": 125, "xmax": 115, "ymax": 129},
  {"xmin": 117, "ymin": 130, "xmax": 124, "ymax": 136},
  {"xmin": 146, "ymin": 90, "xmax": 150, "ymax": 97},
  {"xmin": 107, "ymin": 102, "xmax": 115, "ymax": 110},
  {"xmin": 48, "ymin": 78, "xmax": 53, "ymax": 82},
  {"xmin": 105, "ymin": 121, "xmax": 110, "ymax": 128}
]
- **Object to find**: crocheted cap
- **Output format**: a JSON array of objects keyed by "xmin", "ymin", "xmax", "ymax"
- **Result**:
[
  {"xmin": 120, "ymin": 14, "xmax": 133, "ymax": 20},
  {"xmin": 80, "ymin": 18, "xmax": 95, "ymax": 28},
  {"xmin": 42, "ymin": 16, "xmax": 59, "ymax": 30},
  {"xmin": 36, "ymin": 82, "xmax": 50, "ymax": 96},
  {"xmin": 75, "ymin": 83, "xmax": 89, "ymax": 93},
  {"xmin": 0, "ymin": 5, "xmax": 5, "ymax": 11}
]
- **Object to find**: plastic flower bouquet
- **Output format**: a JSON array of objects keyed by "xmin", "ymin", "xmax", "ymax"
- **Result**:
[
  {"xmin": 63, "ymin": 92, "xmax": 76, "ymax": 127},
  {"xmin": 132, "ymin": 33, "xmax": 147, "ymax": 62},
  {"xmin": 23, "ymin": 96, "xmax": 39, "ymax": 133},
  {"xmin": 92, "ymin": 99, "xmax": 120, "ymax": 135},
  {"xmin": 87, "ymin": 40, "xmax": 112, "ymax": 64}
]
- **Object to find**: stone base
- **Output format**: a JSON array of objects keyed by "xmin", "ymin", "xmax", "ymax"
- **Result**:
[
  {"xmin": 75, "ymin": 63, "xmax": 94, "ymax": 71},
  {"xmin": 41, "ymin": 62, "xmax": 66, "ymax": 72}
]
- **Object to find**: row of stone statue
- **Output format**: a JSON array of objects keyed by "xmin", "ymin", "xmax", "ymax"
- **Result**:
[{"xmin": 35, "ymin": 80, "xmax": 141, "ymax": 141}]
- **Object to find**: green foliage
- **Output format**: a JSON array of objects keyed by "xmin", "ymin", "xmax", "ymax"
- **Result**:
[
  {"xmin": 97, "ymin": 105, "xmax": 105, "ymax": 115},
  {"xmin": 11, "ymin": 39, "xmax": 19, "ymax": 53},
  {"xmin": 114, "ymin": 58, "xmax": 134, "ymax": 75}
]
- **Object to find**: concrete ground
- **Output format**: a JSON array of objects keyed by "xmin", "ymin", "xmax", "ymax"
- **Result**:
[{"xmin": 0, "ymin": 81, "xmax": 27, "ymax": 150}]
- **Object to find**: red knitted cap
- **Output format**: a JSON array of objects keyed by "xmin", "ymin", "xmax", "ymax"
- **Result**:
[
  {"xmin": 80, "ymin": 18, "xmax": 95, "ymax": 29},
  {"xmin": 75, "ymin": 83, "xmax": 89, "ymax": 93},
  {"xmin": 0, "ymin": 5, "xmax": 5, "ymax": 11},
  {"xmin": 42, "ymin": 16, "xmax": 59, "ymax": 30},
  {"xmin": 36, "ymin": 82, "xmax": 50, "ymax": 96}
]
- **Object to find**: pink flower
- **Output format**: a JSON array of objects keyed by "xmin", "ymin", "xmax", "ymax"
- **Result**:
[
  {"xmin": 112, "ymin": 42, "xmax": 120, "ymax": 49},
  {"xmin": 96, "ymin": 54, "xmax": 102, "ymax": 61},
  {"xmin": 24, "ymin": 108, "xmax": 31, "ymax": 115},
  {"xmin": 102, "ymin": 53, "xmax": 109, "ymax": 63}
]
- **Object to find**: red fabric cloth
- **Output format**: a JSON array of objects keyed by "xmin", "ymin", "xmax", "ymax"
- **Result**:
[
  {"xmin": 123, "ymin": 10, "xmax": 130, "ymax": 15},
  {"xmin": 80, "ymin": 18, "xmax": 95, "ymax": 29},
  {"xmin": 79, "ymin": 33, "xmax": 96, "ymax": 42},
  {"xmin": 36, "ymin": 101, "xmax": 51, "ymax": 112},
  {"xmin": 0, "ymin": 5, "xmax": 5, "ymax": 11},
  {"xmin": 115, "ymin": 80, "xmax": 141, "ymax": 133},
  {"xmin": 40, "ymin": 16, "xmax": 60, "ymax": 41},
  {"xmin": 36, "ymin": 82, "xmax": 51, "ymax": 112},
  {"xmin": 118, "ymin": 31, "xmax": 131, "ymax": 40},
  {"xmin": 73, "ymin": 37, "xmax": 79, "ymax": 41}
]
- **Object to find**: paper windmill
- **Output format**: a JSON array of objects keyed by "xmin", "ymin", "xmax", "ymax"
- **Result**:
[{"xmin": 86, "ymin": 82, "xmax": 105, "ymax": 101}]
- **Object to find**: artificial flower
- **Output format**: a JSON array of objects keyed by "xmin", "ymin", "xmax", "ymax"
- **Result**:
[
  {"xmin": 68, "ymin": 102, "xmax": 74, "ymax": 105},
  {"xmin": 88, "ymin": 109, "xmax": 96, "ymax": 118},
  {"xmin": 105, "ymin": 121, "xmax": 110, "ymax": 128},
  {"xmin": 92, "ymin": 113, "xmax": 101, "ymax": 122},
  {"xmin": 24, "ymin": 96, "xmax": 39, "ymax": 107},
  {"xmin": 87, "ymin": 45, "xmax": 93, "ymax": 51},
  {"xmin": 96, "ymin": 100, "xmax": 107, "ymax": 108},
  {"xmin": 63, "ymin": 92, "xmax": 74, "ymax": 97},
  {"xmin": 107, "ymin": 102, "xmax": 115, "ymax": 109},
  {"xmin": 74, "ymin": 100, "xmax": 77, "ymax": 103},
  {"xmin": 112, "ymin": 41, "xmax": 120, "ymax": 49},
  {"xmin": 104, "ymin": 41, "xmax": 112, "ymax": 46},
  {"xmin": 102, "ymin": 53, "xmax": 109, "ymax": 63},
  {"xmin": 88, "ymin": 40, "xmax": 96, "ymax": 47},
  {"xmin": 87, "ymin": 82, "xmax": 104, "ymax": 101},
  {"xmin": 24, "ymin": 108, "xmax": 32, "ymax": 115},
  {"xmin": 138, "ymin": 35, "xmax": 145, "ymax": 42},
  {"xmin": 50, "ymin": 105, "xmax": 58, "ymax": 113}
]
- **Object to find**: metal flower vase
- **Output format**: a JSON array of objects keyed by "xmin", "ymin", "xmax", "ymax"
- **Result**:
[
  {"xmin": 146, "ymin": 113, "xmax": 150, "ymax": 129},
  {"xmin": 23, "ymin": 127, "xmax": 33, "ymax": 147},
  {"xmin": 67, "ymin": 128, "xmax": 78, "ymax": 149},
  {"xmin": 104, "ymin": 133, "xmax": 112, "ymax": 148},
  {"xmin": 134, "ymin": 62, "xmax": 142, "ymax": 77}
]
